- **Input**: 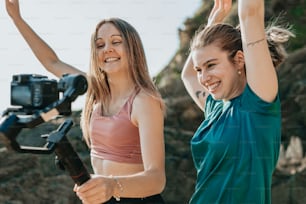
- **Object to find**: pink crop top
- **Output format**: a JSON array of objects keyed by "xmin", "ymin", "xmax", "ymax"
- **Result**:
[{"xmin": 89, "ymin": 88, "xmax": 142, "ymax": 164}]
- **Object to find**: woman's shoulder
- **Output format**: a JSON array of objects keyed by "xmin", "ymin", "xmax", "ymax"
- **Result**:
[
  {"xmin": 131, "ymin": 89, "xmax": 163, "ymax": 114},
  {"xmin": 134, "ymin": 89, "xmax": 160, "ymax": 106},
  {"xmin": 130, "ymin": 89, "xmax": 164, "ymax": 124}
]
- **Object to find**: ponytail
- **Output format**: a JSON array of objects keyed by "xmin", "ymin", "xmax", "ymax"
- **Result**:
[{"xmin": 266, "ymin": 24, "xmax": 295, "ymax": 68}]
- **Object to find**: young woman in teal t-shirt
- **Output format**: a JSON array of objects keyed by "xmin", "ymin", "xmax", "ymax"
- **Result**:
[{"xmin": 181, "ymin": 0, "xmax": 294, "ymax": 203}]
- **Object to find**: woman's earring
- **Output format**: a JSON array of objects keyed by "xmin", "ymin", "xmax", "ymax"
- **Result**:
[{"xmin": 238, "ymin": 70, "xmax": 242, "ymax": 75}]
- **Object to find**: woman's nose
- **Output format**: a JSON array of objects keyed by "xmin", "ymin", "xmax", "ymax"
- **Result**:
[
  {"xmin": 103, "ymin": 44, "xmax": 114, "ymax": 53},
  {"xmin": 199, "ymin": 71, "xmax": 211, "ymax": 85}
]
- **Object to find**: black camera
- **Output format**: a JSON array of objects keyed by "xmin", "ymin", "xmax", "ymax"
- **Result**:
[
  {"xmin": 11, "ymin": 74, "xmax": 58, "ymax": 109},
  {"xmin": 10, "ymin": 73, "xmax": 87, "ymax": 114},
  {"xmin": 1, "ymin": 73, "xmax": 90, "ymax": 186}
]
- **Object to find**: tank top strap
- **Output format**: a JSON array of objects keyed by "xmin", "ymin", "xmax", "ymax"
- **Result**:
[{"xmin": 126, "ymin": 86, "xmax": 141, "ymax": 117}]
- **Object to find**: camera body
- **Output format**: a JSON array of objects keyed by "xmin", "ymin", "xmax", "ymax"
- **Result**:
[
  {"xmin": 11, "ymin": 74, "xmax": 59, "ymax": 109},
  {"xmin": 1, "ymin": 73, "xmax": 90, "ymax": 186},
  {"xmin": 10, "ymin": 73, "xmax": 87, "ymax": 114}
]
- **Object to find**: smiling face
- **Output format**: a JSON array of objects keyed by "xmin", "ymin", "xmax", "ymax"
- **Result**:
[
  {"xmin": 192, "ymin": 43, "xmax": 245, "ymax": 101},
  {"xmin": 95, "ymin": 23, "xmax": 129, "ymax": 75}
]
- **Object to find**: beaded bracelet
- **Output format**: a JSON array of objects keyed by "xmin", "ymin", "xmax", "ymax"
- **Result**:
[{"xmin": 112, "ymin": 176, "xmax": 124, "ymax": 201}]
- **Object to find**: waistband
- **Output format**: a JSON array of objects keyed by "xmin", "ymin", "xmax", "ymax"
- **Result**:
[{"xmin": 105, "ymin": 194, "xmax": 165, "ymax": 204}]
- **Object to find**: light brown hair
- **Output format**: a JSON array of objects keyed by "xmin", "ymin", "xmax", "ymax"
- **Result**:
[
  {"xmin": 191, "ymin": 22, "xmax": 294, "ymax": 68},
  {"xmin": 81, "ymin": 18, "xmax": 164, "ymax": 146}
]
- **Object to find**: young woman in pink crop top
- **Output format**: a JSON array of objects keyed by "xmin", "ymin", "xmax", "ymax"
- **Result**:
[{"xmin": 6, "ymin": 1, "xmax": 166, "ymax": 203}]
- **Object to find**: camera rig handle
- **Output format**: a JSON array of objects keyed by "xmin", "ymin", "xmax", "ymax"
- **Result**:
[
  {"xmin": 0, "ymin": 116, "xmax": 90, "ymax": 185},
  {"xmin": 0, "ymin": 74, "xmax": 90, "ymax": 186},
  {"xmin": 48, "ymin": 118, "xmax": 90, "ymax": 186}
]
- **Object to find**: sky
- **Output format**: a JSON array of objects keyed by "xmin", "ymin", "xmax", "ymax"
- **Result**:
[{"xmin": 0, "ymin": 0, "xmax": 201, "ymax": 112}]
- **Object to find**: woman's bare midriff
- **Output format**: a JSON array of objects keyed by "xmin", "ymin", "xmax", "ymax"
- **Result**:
[{"xmin": 91, "ymin": 156, "xmax": 144, "ymax": 176}]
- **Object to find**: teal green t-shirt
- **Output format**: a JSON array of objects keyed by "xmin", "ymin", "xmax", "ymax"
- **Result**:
[{"xmin": 190, "ymin": 84, "xmax": 281, "ymax": 204}]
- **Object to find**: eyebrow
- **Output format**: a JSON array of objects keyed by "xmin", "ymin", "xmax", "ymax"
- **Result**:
[
  {"xmin": 194, "ymin": 58, "xmax": 217, "ymax": 69},
  {"xmin": 202, "ymin": 58, "xmax": 217, "ymax": 67},
  {"xmin": 95, "ymin": 34, "xmax": 122, "ymax": 41}
]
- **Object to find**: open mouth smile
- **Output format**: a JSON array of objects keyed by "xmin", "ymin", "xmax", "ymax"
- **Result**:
[
  {"xmin": 104, "ymin": 57, "xmax": 120, "ymax": 63},
  {"xmin": 205, "ymin": 81, "xmax": 220, "ymax": 93}
]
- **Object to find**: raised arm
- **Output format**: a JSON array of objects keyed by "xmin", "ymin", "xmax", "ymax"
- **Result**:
[
  {"xmin": 181, "ymin": 0, "xmax": 232, "ymax": 111},
  {"xmin": 5, "ymin": 0, "xmax": 85, "ymax": 78},
  {"xmin": 208, "ymin": 0, "xmax": 232, "ymax": 26},
  {"xmin": 238, "ymin": 0, "xmax": 277, "ymax": 102}
]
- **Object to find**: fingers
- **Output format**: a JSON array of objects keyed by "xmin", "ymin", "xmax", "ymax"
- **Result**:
[
  {"xmin": 6, "ymin": 0, "xmax": 16, "ymax": 7},
  {"xmin": 211, "ymin": 0, "xmax": 219, "ymax": 13},
  {"xmin": 75, "ymin": 178, "xmax": 95, "ymax": 193},
  {"xmin": 215, "ymin": 0, "xmax": 227, "ymax": 15},
  {"xmin": 73, "ymin": 184, "xmax": 78, "ymax": 192},
  {"xmin": 223, "ymin": 0, "xmax": 232, "ymax": 13},
  {"xmin": 5, "ymin": 0, "xmax": 21, "ymax": 19},
  {"xmin": 74, "ymin": 176, "xmax": 115, "ymax": 204},
  {"xmin": 208, "ymin": 0, "xmax": 232, "ymax": 25},
  {"xmin": 77, "ymin": 186, "xmax": 113, "ymax": 204}
]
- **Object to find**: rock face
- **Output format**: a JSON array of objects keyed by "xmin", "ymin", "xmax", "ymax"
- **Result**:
[{"xmin": 0, "ymin": 0, "xmax": 305, "ymax": 203}]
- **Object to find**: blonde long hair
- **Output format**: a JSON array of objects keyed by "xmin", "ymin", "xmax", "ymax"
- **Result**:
[{"xmin": 81, "ymin": 18, "xmax": 164, "ymax": 146}]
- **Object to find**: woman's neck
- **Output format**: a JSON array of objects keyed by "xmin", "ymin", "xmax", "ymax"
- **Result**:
[{"xmin": 108, "ymin": 72, "xmax": 136, "ymax": 100}]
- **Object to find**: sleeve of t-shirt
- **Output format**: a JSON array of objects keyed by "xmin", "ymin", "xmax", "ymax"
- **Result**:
[{"xmin": 241, "ymin": 84, "xmax": 280, "ymax": 115}]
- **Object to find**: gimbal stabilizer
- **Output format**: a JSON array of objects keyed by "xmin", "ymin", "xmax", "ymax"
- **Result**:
[{"xmin": 0, "ymin": 73, "xmax": 90, "ymax": 186}]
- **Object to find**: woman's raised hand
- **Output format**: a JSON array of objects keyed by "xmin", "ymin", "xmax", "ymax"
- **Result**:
[
  {"xmin": 5, "ymin": 0, "xmax": 22, "ymax": 21},
  {"xmin": 207, "ymin": 0, "xmax": 232, "ymax": 26}
]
